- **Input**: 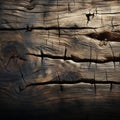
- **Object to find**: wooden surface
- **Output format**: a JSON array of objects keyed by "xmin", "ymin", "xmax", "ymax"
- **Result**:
[{"xmin": 0, "ymin": 0, "xmax": 120, "ymax": 120}]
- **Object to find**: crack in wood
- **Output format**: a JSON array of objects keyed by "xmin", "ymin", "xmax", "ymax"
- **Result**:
[
  {"xmin": 86, "ymin": 12, "xmax": 94, "ymax": 24},
  {"xmin": 0, "ymin": 26, "xmax": 97, "ymax": 31},
  {"xmin": 26, "ymin": 52, "xmax": 120, "ymax": 64},
  {"xmin": 19, "ymin": 78, "xmax": 120, "ymax": 92}
]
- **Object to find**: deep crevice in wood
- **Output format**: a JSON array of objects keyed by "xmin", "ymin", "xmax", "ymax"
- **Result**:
[
  {"xmin": 0, "ymin": 26, "xmax": 97, "ymax": 31},
  {"xmin": 19, "ymin": 78, "xmax": 120, "ymax": 92},
  {"xmin": 26, "ymin": 53, "xmax": 120, "ymax": 64}
]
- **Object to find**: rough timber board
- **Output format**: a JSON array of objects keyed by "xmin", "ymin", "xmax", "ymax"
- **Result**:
[{"xmin": 0, "ymin": 0, "xmax": 120, "ymax": 120}]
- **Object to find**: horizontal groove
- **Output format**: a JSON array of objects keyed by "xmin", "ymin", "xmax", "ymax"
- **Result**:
[
  {"xmin": 20, "ymin": 78, "xmax": 120, "ymax": 92},
  {"xmin": 0, "ymin": 26, "xmax": 97, "ymax": 31},
  {"xmin": 26, "ymin": 53, "xmax": 120, "ymax": 64},
  {"xmin": 26, "ymin": 80, "xmax": 120, "ymax": 86}
]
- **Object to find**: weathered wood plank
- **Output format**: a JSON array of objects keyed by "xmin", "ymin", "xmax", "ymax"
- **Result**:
[{"xmin": 0, "ymin": 0, "xmax": 120, "ymax": 120}]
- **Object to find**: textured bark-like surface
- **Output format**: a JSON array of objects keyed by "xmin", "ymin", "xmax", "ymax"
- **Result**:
[{"xmin": 0, "ymin": 0, "xmax": 120, "ymax": 120}]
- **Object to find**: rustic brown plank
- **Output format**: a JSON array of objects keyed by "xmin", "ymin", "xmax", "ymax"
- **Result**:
[{"xmin": 0, "ymin": 0, "xmax": 120, "ymax": 120}]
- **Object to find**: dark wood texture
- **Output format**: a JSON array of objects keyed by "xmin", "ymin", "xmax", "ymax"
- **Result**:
[{"xmin": 0, "ymin": 0, "xmax": 120, "ymax": 120}]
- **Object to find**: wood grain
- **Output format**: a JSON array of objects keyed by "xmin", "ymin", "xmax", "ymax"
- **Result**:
[{"xmin": 0, "ymin": 0, "xmax": 120, "ymax": 120}]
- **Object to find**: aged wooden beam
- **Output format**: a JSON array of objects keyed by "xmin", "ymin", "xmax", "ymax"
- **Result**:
[{"xmin": 0, "ymin": 0, "xmax": 120, "ymax": 120}]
